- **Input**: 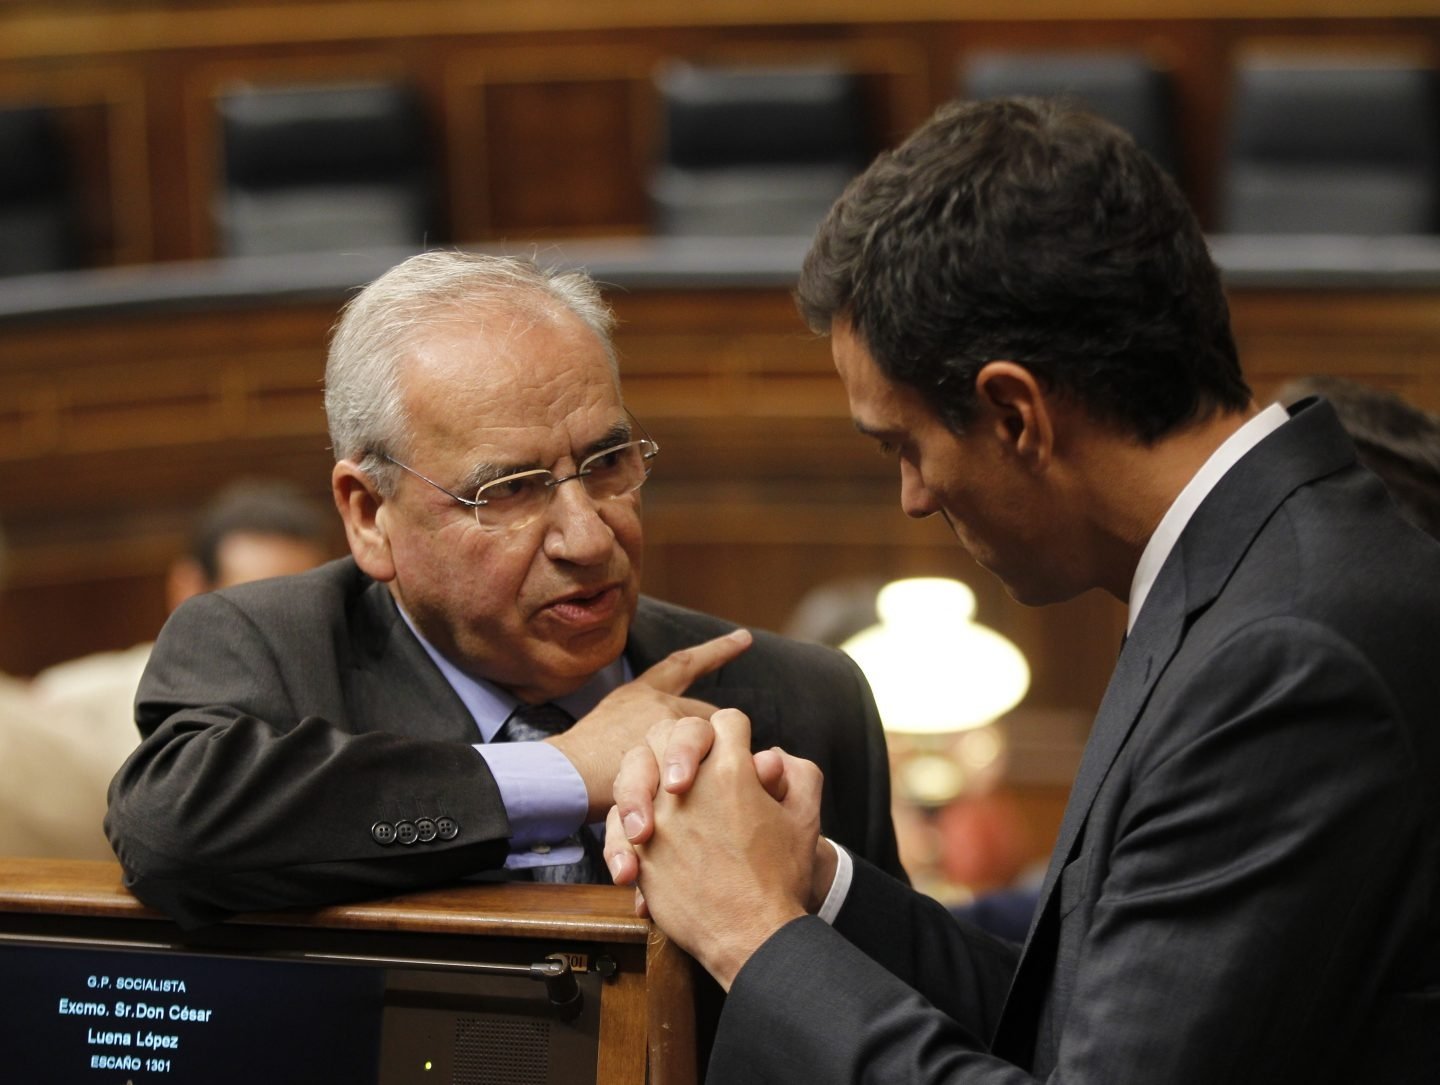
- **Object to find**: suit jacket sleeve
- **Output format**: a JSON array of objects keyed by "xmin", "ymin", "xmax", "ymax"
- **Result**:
[
  {"xmin": 712, "ymin": 857, "xmax": 1022, "ymax": 1084},
  {"xmin": 106, "ymin": 585, "xmax": 513, "ymax": 927},
  {"xmin": 710, "ymin": 621, "xmax": 1424, "ymax": 1083}
]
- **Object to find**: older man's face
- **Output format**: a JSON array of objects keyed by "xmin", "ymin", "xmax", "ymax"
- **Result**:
[{"xmin": 377, "ymin": 305, "xmax": 643, "ymax": 702}]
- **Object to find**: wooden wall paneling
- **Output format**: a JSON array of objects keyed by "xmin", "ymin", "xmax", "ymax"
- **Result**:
[
  {"xmin": 612, "ymin": 288, "xmax": 842, "ymax": 423},
  {"xmin": 0, "ymin": 304, "xmax": 333, "ymax": 467},
  {"xmin": 5, "ymin": 2, "xmax": 1440, "ymax": 70},
  {"xmin": 0, "ymin": 63, "xmax": 152, "ymax": 266},
  {"xmin": 1231, "ymin": 290, "xmax": 1440, "ymax": 413},
  {"xmin": 0, "ymin": 575, "xmax": 167, "ymax": 678},
  {"xmin": 0, "ymin": 300, "xmax": 338, "ymax": 651},
  {"xmin": 1, "ymin": 8, "xmax": 1438, "ymax": 259},
  {"xmin": 444, "ymin": 44, "xmax": 660, "ymax": 240}
]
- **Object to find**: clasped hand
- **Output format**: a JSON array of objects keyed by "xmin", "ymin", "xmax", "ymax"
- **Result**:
[
  {"xmin": 604, "ymin": 707, "xmax": 836, "ymax": 990},
  {"xmin": 546, "ymin": 629, "xmax": 753, "ymax": 822}
]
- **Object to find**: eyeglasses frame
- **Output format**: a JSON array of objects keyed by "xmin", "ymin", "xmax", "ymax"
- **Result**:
[{"xmin": 370, "ymin": 412, "xmax": 659, "ymax": 531}]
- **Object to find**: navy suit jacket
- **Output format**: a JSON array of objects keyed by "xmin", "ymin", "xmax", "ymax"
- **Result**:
[
  {"xmin": 106, "ymin": 562, "xmax": 903, "ymax": 927},
  {"xmin": 712, "ymin": 399, "xmax": 1440, "ymax": 1083}
]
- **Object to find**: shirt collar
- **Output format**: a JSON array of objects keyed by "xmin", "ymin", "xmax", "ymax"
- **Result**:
[
  {"xmin": 1126, "ymin": 403, "xmax": 1289, "ymax": 633},
  {"xmin": 395, "ymin": 606, "xmax": 631, "ymax": 741}
]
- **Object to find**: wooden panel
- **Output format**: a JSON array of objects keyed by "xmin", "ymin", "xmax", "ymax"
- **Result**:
[
  {"xmin": 645, "ymin": 931, "xmax": 698, "ymax": 1085},
  {"xmin": 0, "ymin": 64, "xmax": 152, "ymax": 265},
  {"xmin": 3, "ymin": 2, "xmax": 1439, "ymax": 67},
  {"xmin": 1234, "ymin": 291, "xmax": 1440, "ymax": 414},
  {"xmin": 480, "ymin": 76, "xmax": 650, "ymax": 237},
  {"xmin": 2, "ymin": 4, "xmax": 1438, "ymax": 256},
  {"xmin": 444, "ymin": 41, "xmax": 663, "ymax": 235}
]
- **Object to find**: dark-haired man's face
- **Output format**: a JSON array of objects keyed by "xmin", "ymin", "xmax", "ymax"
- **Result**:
[{"xmin": 832, "ymin": 320, "xmax": 1077, "ymax": 606}]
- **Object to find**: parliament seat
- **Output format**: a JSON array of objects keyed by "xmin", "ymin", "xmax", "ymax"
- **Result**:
[
  {"xmin": 216, "ymin": 81, "xmax": 435, "ymax": 257},
  {"xmin": 1218, "ymin": 59, "xmax": 1440, "ymax": 235},
  {"xmin": 0, "ymin": 105, "xmax": 77, "ymax": 276},
  {"xmin": 650, "ymin": 62, "xmax": 869, "ymax": 237},
  {"xmin": 960, "ymin": 50, "xmax": 1179, "ymax": 178}
]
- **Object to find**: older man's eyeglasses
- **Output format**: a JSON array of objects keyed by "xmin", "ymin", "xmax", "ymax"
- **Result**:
[{"xmin": 376, "ymin": 425, "xmax": 660, "ymax": 532}]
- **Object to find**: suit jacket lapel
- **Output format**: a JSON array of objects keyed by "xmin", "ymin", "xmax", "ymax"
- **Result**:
[
  {"xmin": 348, "ymin": 574, "xmax": 480, "ymax": 742},
  {"xmin": 1028, "ymin": 562, "xmax": 1187, "ymax": 932},
  {"xmin": 1024, "ymin": 398, "xmax": 1359, "ymax": 939},
  {"xmin": 994, "ymin": 399, "xmax": 1360, "ymax": 1060}
]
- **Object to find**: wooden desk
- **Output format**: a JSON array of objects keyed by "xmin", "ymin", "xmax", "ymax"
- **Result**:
[{"xmin": 0, "ymin": 857, "xmax": 697, "ymax": 1085}]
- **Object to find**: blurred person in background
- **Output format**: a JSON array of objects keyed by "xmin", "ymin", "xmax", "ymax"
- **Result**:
[
  {"xmin": 1277, "ymin": 375, "xmax": 1440, "ymax": 543},
  {"xmin": 30, "ymin": 480, "xmax": 334, "ymax": 806},
  {"xmin": 0, "ymin": 522, "xmax": 126, "ymax": 859}
]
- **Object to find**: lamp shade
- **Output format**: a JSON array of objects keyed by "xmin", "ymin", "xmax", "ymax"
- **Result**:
[{"xmin": 841, "ymin": 577, "xmax": 1029, "ymax": 734}]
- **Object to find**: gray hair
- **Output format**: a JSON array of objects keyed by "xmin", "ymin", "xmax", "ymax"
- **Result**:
[{"xmin": 325, "ymin": 250, "xmax": 617, "ymax": 493}]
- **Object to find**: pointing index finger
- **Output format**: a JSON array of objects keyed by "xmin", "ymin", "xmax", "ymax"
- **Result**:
[{"xmin": 638, "ymin": 629, "xmax": 752, "ymax": 695}]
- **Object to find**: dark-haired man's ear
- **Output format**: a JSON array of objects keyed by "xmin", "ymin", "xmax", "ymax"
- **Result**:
[
  {"xmin": 975, "ymin": 361, "xmax": 1054, "ymax": 472},
  {"xmin": 332, "ymin": 461, "xmax": 396, "ymax": 583}
]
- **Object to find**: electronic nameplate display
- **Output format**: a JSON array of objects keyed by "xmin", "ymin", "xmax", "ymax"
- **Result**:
[
  {"xmin": 3, "ymin": 940, "xmax": 385, "ymax": 1082},
  {"xmin": 0, "ymin": 936, "xmax": 603, "ymax": 1085}
]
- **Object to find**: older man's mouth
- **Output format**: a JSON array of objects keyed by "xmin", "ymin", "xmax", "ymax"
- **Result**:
[{"xmin": 542, "ymin": 585, "xmax": 624, "ymax": 628}]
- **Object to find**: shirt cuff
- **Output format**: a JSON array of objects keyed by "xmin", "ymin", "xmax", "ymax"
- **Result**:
[
  {"xmin": 816, "ymin": 838, "xmax": 854, "ymax": 925},
  {"xmin": 473, "ymin": 741, "xmax": 588, "ymax": 857}
]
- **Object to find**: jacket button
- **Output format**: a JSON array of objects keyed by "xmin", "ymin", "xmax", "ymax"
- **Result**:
[
  {"xmin": 371, "ymin": 821, "xmax": 397, "ymax": 845},
  {"xmin": 415, "ymin": 818, "xmax": 437, "ymax": 843},
  {"xmin": 395, "ymin": 820, "xmax": 418, "ymax": 846},
  {"xmin": 436, "ymin": 817, "xmax": 459, "ymax": 840}
]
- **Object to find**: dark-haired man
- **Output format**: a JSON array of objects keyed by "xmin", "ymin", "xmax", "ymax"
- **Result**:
[{"xmin": 610, "ymin": 98, "xmax": 1440, "ymax": 1082}]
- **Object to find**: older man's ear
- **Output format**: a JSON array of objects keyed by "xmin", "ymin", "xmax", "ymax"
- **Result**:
[{"xmin": 332, "ymin": 461, "xmax": 395, "ymax": 583}]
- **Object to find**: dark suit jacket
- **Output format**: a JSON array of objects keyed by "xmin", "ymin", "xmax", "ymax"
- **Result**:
[
  {"xmin": 712, "ymin": 399, "xmax": 1440, "ymax": 1083},
  {"xmin": 106, "ymin": 562, "xmax": 903, "ymax": 927}
]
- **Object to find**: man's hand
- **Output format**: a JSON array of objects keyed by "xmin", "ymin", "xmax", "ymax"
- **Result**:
[
  {"xmin": 547, "ymin": 629, "xmax": 751, "ymax": 821},
  {"xmin": 606, "ymin": 713, "xmax": 837, "ymax": 911},
  {"xmin": 605, "ymin": 708, "xmax": 829, "ymax": 990}
]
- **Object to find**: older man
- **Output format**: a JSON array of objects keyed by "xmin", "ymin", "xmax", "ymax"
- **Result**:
[
  {"xmin": 106, "ymin": 251, "xmax": 901, "ymax": 927},
  {"xmin": 609, "ymin": 98, "xmax": 1440, "ymax": 1083}
]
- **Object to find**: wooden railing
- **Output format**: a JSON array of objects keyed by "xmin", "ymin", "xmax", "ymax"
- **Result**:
[{"xmin": 0, "ymin": 856, "xmax": 697, "ymax": 1085}]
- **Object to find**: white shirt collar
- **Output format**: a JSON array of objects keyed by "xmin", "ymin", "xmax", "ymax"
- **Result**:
[
  {"xmin": 395, "ymin": 605, "xmax": 630, "ymax": 741},
  {"xmin": 1126, "ymin": 403, "xmax": 1289, "ymax": 633}
]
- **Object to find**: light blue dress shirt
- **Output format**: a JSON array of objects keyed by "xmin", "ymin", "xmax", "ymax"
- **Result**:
[{"xmin": 398, "ymin": 608, "xmax": 629, "ymax": 870}]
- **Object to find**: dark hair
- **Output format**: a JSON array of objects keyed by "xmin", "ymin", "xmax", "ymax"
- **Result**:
[
  {"xmin": 189, "ymin": 480, "xmax": 331, "ymax": 584},
  {"xmin": 1278, "ymin": 376, "xmax": 1440, "ymax": 543},
  {"xmin": 798, "ymin": 97, "xmax": 1250, "ymax": 442}
]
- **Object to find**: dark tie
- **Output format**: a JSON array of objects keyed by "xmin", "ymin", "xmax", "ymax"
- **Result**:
[{"xmin": 497, "ymin": 703, "xmax": 607, "ymax": 885}]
